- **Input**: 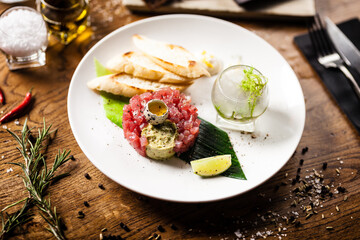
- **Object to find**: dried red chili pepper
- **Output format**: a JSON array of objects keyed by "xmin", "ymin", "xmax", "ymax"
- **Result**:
[
  {"xmin": 0, "ymin": 88, "xmax": 32, "ymax": 123},
  {"xmin": 0, "ymin": 87, "xmax": 4, "ymax": 105}
]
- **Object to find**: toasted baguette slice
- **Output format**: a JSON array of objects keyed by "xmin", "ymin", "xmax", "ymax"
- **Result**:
[
  {"xmin": 132, "ymin": 34, "xmax": 210, "ymax": 78},
  {"xmin": 106, "ymin": 51, "xmax": 194, "ymax": 84},
  {"xmin": 87, "ymin": 73, "xmax": 191, "ymax": 98}
]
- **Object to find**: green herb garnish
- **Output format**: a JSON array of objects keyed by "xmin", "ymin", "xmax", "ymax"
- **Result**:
[{"xmin": 240, "ymin": 67, "xmax": 267, "ymax": 117}]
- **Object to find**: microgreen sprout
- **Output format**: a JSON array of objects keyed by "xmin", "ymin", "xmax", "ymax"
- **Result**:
[{"xmin": 240, "ymin": 67, "xmax": 267, "ymax": 117}]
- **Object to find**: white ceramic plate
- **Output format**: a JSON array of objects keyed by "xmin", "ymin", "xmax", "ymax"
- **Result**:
[{"xmin": 68, "ymin": 14, "xmax": 305, "ymax": 203}]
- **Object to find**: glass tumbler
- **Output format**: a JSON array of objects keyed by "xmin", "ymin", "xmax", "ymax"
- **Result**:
[
  {"xmin": 0, "ymin": 6, "xmax": 48, "ymax": 70},
  {"xmin": 37, "ymin": 0, "xmax": 89, "ymax": 45},
  {"xmin": 211, "ymin": 65, "xmax": 269, "ymax": 132}
]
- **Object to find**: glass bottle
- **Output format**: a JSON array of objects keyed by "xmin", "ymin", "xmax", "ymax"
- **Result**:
[{"xmin": 37, "ymin": 0, "xmax": 89, "ymax": 45}]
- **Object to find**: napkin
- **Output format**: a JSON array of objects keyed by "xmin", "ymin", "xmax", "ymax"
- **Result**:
[{"xmin": 294, "ymin": 18, "xmax": 360, "ymax": 134}]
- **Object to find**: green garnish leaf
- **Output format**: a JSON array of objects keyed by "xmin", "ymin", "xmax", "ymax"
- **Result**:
[
  {"xmin": 95, "ymin": 58, "xmax": 129, "ymax": 128},
  {"xmin": 101, "ymin": 92, "xmax": 129, "ymax": 128},
  {"xmin": 179, "ymin": 117, "xmax": 246, "ymax": 180},
  {"xmin": 240, "ymin": 67, "xmax": 267, "ymax": 117}
]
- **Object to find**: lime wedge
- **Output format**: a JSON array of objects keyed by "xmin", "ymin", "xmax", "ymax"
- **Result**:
[{"xmin": 190, "ymin": 155, "xmax": 232, "ymax": 177}]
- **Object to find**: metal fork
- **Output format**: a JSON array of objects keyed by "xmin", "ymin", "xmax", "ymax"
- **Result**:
[{"xmin": 308, "ymin": 14, "xmax": 360, "ymax": 99}]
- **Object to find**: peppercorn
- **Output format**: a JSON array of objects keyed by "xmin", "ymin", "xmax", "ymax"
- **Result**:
[
  {"xmin": 120, "ymin": 222, "xmax": 130, "ymax": 232},
  {"xmin": 157, "ymin": 225, "xmax": 165, "ymax": 232},
  {"xmin": 301, "ymin": 147, "xmax": 308, "ymax": 155}
]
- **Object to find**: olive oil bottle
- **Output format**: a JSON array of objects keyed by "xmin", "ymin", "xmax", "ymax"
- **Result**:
[{"xmin": 37, "ymin": 0, "xmax": 89, "ymax": 45}]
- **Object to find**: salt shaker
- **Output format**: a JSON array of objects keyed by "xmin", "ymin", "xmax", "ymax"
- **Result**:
[{"xmin": 0, "ymin": 6, "xmax": 48, "ymax": 70}]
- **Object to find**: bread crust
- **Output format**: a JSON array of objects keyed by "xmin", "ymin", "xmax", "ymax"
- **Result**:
[
  {"xmin": 133, "ymin": 34, "xmax": 210, "ymax": 78},
  {"xmin": 87, "ymin": 73, "xmax": 190, "ymax": 98}
]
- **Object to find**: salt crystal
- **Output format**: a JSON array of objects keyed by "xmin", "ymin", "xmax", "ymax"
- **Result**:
[
  {"xmin": 6, "ymin": 168, "xmax": 13, "ymax": 173},
  {"xmin": 0, "ymin": 7, "xmax": 47, "ymax": 57}
]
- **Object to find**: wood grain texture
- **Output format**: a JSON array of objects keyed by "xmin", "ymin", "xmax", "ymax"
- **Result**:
[{"xmin": 0, "ymin": 0, "xmax": 359, "ymax": 239}]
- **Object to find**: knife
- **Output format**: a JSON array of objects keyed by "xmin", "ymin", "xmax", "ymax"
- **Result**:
[{"xmin": 325, "ymin": 17, "xmax": 360, "ymax": 75}]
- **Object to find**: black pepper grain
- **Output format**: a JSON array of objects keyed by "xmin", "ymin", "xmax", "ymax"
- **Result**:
[
  {"xmin": 301, "ymin": 147, "xmax": 308, "ymax": 155},
  {"xmin": 77, "ymin": 211, "xmax": 85, "ymax": 218},
  {"xmin": 299, "ymin": 159, "xmax": 304, "ymax": 165},
  {"xmin": 84, "ymin": 173, "xmax": 91, "ymax": 180},
  {"xmin": 70, "ymin": 155, "xmax": 75, "ymax": 161},
  {"xmin": 98, "ymin": 184, "xmax": 105, "ymax": 190},
  {"xmin": 322, "ymin": 162, "xmax": 328, "ymax": 170},
  {"xmin": 297, "ymin": 168, "xmax": 301, "ymax": 173},
  {"xmin": 157, "ymin": 225, "xmax": 165, "ymax": 232},
  {"xmin": 337, "ymin": 186, "xmax": 346, "ymax": 193},
  {"xmin": 84, "ymin": 201, "xmax": 90, "ymax": 207},
  {"xmin": 120, "ymin": 222, "xmax": 130, "ymax": 232}
]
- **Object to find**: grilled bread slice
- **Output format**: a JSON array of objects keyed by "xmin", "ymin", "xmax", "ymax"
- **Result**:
[
  {"xmin": 87, "ymin": 73, "xmax": 190, "ymax": 98},
  {"xmin": 132, "ymin": 34, "xmax": 210, "ymax": 79},
  {"xmin": 106, "ymin": 51, "xmax": 193, "ymax": 84}
]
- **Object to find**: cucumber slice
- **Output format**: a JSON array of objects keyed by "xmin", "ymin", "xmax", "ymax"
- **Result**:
[{"xmin": 191, "ymin": 155, "xmax": 232, "ymax": 177}]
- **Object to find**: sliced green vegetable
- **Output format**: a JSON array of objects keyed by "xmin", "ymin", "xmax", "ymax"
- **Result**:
[
  {"xmin": 180, "ymin": 117, "xmax": 246, "ymax": 180},
  {"xmin": 95, "ymin": 58, "xmax": 129, "ymax": 128}
]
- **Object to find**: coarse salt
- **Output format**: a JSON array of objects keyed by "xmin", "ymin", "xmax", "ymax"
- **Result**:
[{"xmin": 0, "ymin": 7, "xmax": 47, "ymax": 57}]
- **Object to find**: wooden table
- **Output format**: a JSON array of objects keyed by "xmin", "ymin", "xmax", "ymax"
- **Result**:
[{"xmin": 0, "ymin": 0, "xmax": 359, "ymax": 239}]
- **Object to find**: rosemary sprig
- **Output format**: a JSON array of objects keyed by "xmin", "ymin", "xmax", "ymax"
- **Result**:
[
  {"xmin": 0, "ymin": 198, "xmax": 33, "ymax": 240},
  {"xmin": 2, "ymin": 119, "xmax": 71, "ymax": 240}
]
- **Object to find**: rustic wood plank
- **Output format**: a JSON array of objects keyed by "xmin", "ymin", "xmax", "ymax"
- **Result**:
[{"xmin": 0, "ymin": 0, "xmax": 359, "ymax": 239}]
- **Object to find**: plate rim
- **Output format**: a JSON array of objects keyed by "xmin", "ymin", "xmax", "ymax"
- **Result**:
[{"xmin": 68, "ymin": 14, "xmax": 306, "ymax": 203}]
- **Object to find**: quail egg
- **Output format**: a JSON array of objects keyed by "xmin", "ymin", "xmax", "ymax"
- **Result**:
[{"xmin": 144, "ymin": 99, "xmax": 169, "ymax": 125}]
